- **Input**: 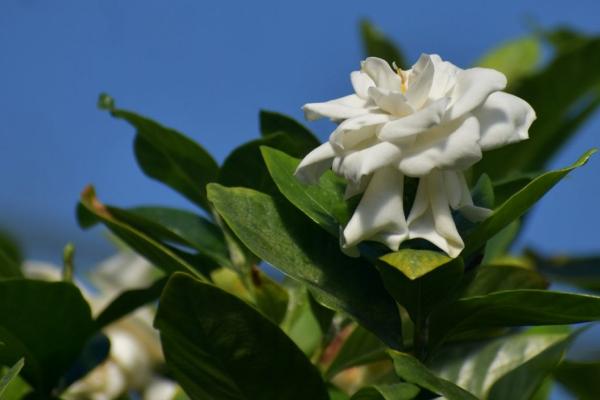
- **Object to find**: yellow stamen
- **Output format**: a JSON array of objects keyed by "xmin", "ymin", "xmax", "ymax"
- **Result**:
[{"xmin": 394, "ymin": 62, "xmax": 409, "ymax": 94}]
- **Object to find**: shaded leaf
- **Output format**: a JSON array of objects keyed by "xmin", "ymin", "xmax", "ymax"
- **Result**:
[
  {"xmin": 360, "ymin": 20, "xmax": 406, "ymax": 68},
  {"xmin": 250, "ymin": 267, "xmax": 289, "ymax": 325},
  {"xmin": 0, "ymin": 358, "xmax": 24, "ymax": 398},
  {"xmin": 280, "ymin": 285, "xmax": 324, "ymax": 356},
  {"xmin": 389, "ymin": 351, "xmax": 478, "ymax": 400},
  {"xmin": 57, "ymin": 333, "xmax": 110, "ymax": 391},
  {"xmin": 207, "ymin": 183, "xmax": 403, "ymax": 349},
  {"xmin": 259, "ymin": 110, "xmax": 320, "ymax": 147},
  {"xmin": 554, "ymin": 360, "xmax": 600, "ymax": 400},
  {"xmin": 154, "ymin": 273, "xmax": 329, "ymax": 400},
  {"xmin": 350, "ymin": 383, "xmax": 421, "ymax": 400},
  {"xmin": 461, "ymin": 264, "xmax": 548, "ymax": 298},
  {"xmin": 476, "ymin": 36, "xmax": 541, "ymax": 86},
  {"xmin": 531, "ymin": 251, "xmax": 600, "ymax": 291},
  {"xmin": 0, "ymin": 231, "xmax": 23, "ymax": 279}
]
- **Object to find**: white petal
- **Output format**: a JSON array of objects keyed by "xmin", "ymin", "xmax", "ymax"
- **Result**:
[
  {"xmin": 407, "ymin": 172, "xmax": 464, "ymax": 257},
  {"xmin": 303, "ymin": 94, "xmax": 370, "ymax": 121},
  {"xmin": 398, "ymin": 116, "xmax": 482, "ymax": 176},
  {"xmin": 405, "ymin": 54, "xmax": 435, "ymax": 109},
  {"xmin": 344, "ymin": 175, "xmax": 371, "ymax": 199},
  {"xmin": 361, "ymin": 57, "xmax": 402, "ymax": 91},
  {"xmin": 473, "ymin": 91, "xmax": 536, "ymax": 151},
  {"xmin": 442, "ymin": 170, "xmax": 492, "ymax": 222},
  {"xmin": 330, "ymin": 112, "xmax": 393, "ymax": 149},
  {"xmin": 368, "ymin": 87, "xmax": 413, "ymax": 116},
  {"xmin": 294, "ymin": 142, "xmax": 335, "ymax": 184},
  {"xmin": 444, "ymin": 67, "xmax": 507, "ymax": 121},
  {"xmin": 332, "ymin": 141, "xmax": 402, "ymax": 183},
  {"xmin": 342, "ymin": 167, "xmax": 408, "ymax": 250},
  {"xmin": 378, "ymin": 97, "xmax": 450, "ymax": 142},
  {"xmin": 429, "ymin": 55, "xmax": 461, "ymax": 99},
  {"xmin": 351, "ymin": 71, "xmax": 375, "ymax": 99}
]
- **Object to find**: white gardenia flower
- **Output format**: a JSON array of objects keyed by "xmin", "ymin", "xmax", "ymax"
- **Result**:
[{"xmin": 295, "ymin": 54, "xmax": 535, "ymax": 257}]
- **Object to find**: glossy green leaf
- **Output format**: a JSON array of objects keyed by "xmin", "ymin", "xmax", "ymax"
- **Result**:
[
  {"xmin": 99, "ymin": 94, "xmax": 219, "ymax": 210},
  {"xmin": 360, "ymin": 20, "xmax": 406, "ymax": 68},
  {"xmin": 389, "ymin": 351, "xmax": 478, "ymax": 400},
  {"xmin": 482, "ymin": 220, "xmax": 521, "ymax": 263},
  {"xmin": 0, "ymin": 279, "xmax": 94, "ymax": 393},
  {"xmin": 461, "ymin": 265, "xmax": 548, "ymax": 298},
  {"xmin": 325, "ymin": 326, "xmax": 387, "ymax": 380},
  {"xmin": 250, "ymin": 268, "xmax": 289, "ymax": 325},
  {"xmin": 0, "ymin": 231, "xmax": 23, "ymax": 279},
  {"xmin": 431, "ymin": 327, "xmax": 576, "ymax": 400},
  {"xmin": 531, "ymin": 251, "xmax": 600, "ymax": 291},
  {"xmin": 95, "ymin": 276, "xmax": 168, "ymax": 329},
  {"xmin": 379, "ymin": 250, "xmax": 452, "ymax": 281},
  {"xmin": 262, "ymin": 147, "xmax": 353, "ymax": 236},
  {"xmin": 77, "ymin": 186, "xmax": 207, "ymax": 279},
  {"xmin": 554, "ymin": 360, "xmax": 600, "ymax": 399},
  {"xmin": 350, "ymin": 383, "xmax": 421, "ymax": 400},
  {"xmin": 207, "ymin": 183, "xmax": 403, "ymax": 349},
  {"xmin": 0, "ymin": 358, "xmax": 24, "ymax": 398},
  {"xmin": 259, "ymin": 110, "xmax": 320, "ymax": 147},
  {"xmin": 154, "ymin": 273, "xmax": 329, "ymax": 400},
  {"xmin": 464, "ymin": 150, "xmax": 595, "ymax": 256},
  {"xmin": 128, "ymin": 206, "xmax": 231, "ymax": 267},
  {"xmin": 430, "ymin": 290, "xmax": 600, "ymax": 347},
  {"xmin": 476, "ymin": 36, "xmax": 541, "ymax": 85},
  {"xmin": 474, "ymin": 36, "xmax": 600, "ymax": 179}
]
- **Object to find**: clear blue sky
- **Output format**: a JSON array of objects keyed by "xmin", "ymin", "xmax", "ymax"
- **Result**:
[{"xmin": 0, "ymin": 0, "xmax": 598, "ymax": 269}]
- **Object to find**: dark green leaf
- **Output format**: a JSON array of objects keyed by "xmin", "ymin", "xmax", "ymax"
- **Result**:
[
  {"xmin": 78, "ymin": 186, "xmax": 207, "ymax": 279},
  {"xmin": 259, "ymin": 110, "xmax": 320, "ymax": 148},
  {"xmin": 207, "ymin": 183, "xmax": 403, "ymax": 349},
  {"xmin": 350, "ymin": 383, "xmax": 421, "ymax": 400},
  {"xmin": 154, "ymin": 273, "xmax": 329, "ymax": 400},
  {"xmin": 57, "ymin": 333, "xmax": 110, "ymax": 391},
  {"xmin": 476, "ymin": 36, "xmax": 541, "ymax": 86},
  {"xmin": 431, "ymin": 327, "xmax": 576, "ymax": 400},
  {"xmin": 0, "ymin": 279, "xmax": 94, "ymax": 393},
  {"xmin": 464, "ymin": 150, "xmax": 595, "ymax": 257},
  {"xmin": 531, "ymin": 251, "xmax": 600, "ymax": 291},
  {"xmin": 360, "ymin": 20, "xmax": 406, "ymax": 69},
  {"xmin": 554, "ymin": 360, "xmax": 600, "ymax": 399},
  {"xmin": 329, "ymin": 385, "xmax": 351, "ymax": 400},
  {"xmin": 262, "ymin": 147, "xmax": 353, "ymax": 236},
  {"xmin": 482, "ymin": 220, "xmax": 521, "ymax": 263},
  {"xmin": 0, "ymin": 358, "xmax": 24, "ymax": 398},
  {"xmin": 325, "ymin": 326, "xmax": 387, "ymax": 380},
  {"xmin": 95, "ymin": 276, "xmax": 168, "ymax": 329},
  {"xmin": 0, "ymin": 231, "xmax": 23, "ymax": 279},
  {"xmin": 389, "ymin": 351, "xmax": 478, "ymax": 400},
  {"xmin": 430, "ymin": 289, "xmax": 600, "ymax": 347},
  {"xmin": 250, "ymin": 267, "xmax": 289, "ymax": 325},
  {"xmin": 461, "ymin": 265, "xmax": 548, "ymax": 298},
  {"xmin": 280, "ymin": 285, "xmax": 324, "ymax": 356},
  {"xmin": 100, "ymin": 95, "xmax": 218, "ymax": 210}
]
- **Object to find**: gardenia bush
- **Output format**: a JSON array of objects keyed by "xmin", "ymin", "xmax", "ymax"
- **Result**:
[{"xmin": 2, "ymin": 21, "xmax": 600, "ymax": 400}]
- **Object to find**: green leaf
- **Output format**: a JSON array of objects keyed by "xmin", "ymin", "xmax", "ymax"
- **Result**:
[
  {"xmin": 0, "ymin": 358, "xmax": 24, "ymax": 398},
  {"xmin": 430, "ymin": 290, "xmax": 600, "ymax": 347},
  {"xmin": 95, "ymin": 276, "xmax": 168, "ymax": 329},
  {"xmin": 474, "ymin": 36, "xmax": 600, "ymax": 179},
  {"xmin": 554, "ymin": 360, "xmax": 600, "ymax": 399},
  {"xmin": 259, "ymin": 110, "xmax": 320, "ymax": 147},
  {"xmin": 530, "ymin": 251, "xmax": 600, "ymax": 291},
  {"xmin": 431, "ymin": 327, "xmax": 576, "ymax": 400},
  {"xmin": 389, "ymin": 351, "xmax": 478, "ymax": 400},
  {"xmin": 350, "ymin": 383, "xmax": 421, "ymax": 400},
  {"xmin": 128, "ymin": 206, "xmax": 231, "ymax": 268},
  {"xmin": 219, "ymin": 132, "xmax": 316, "ymax": 196},
  {"xmin": 100, "ymin": 94, "xmax": 219, "ymax": 210},
  {"xmin": 379, "ymin": 249, "xmax": 452, "ymax": 281},
  {"xmin": 378, "ymin": 256, "xmax": 464, "ymax": 324},
  {"xmin": 476, "ymin": 36, "xmax": 541, "ymax": 85},
  {"xmin": 325, "ymin": 326, "xmax": 387, "ymax": 380},
  {"xmin": 482, "ymin": 220, "xmax": 521, "ymax": 263},
  {"xmin": 57, "ymin": 333, "xmax": 110, "ymax": 391},
  {"xmin": 0, "ymin": 279, "xmax": 94, "ymax": 393},
  {"xmin": 464, "ymin": 150, "xmax": 595, "ymax": 257},
  {"xmin": 461, "ymin": 265, "xmax": 548, "ymax": 298},
  {"xmin": 250, "ymin": 267, "xmax": 289, "ymax": 325},
  {"xmin": 207, "ymin": 183, "xmax": 403, "ymax": 349},
  {"xmin": 262, "ymin": 147, "xmax": 353, "ymax": 236},
  {"xmin": 280, "ymin": 285, "xmax": 324, "ymax": 356},
  {"xmin": 359, "ymin": 20, "xmax": 406, "ymax": 69},
  {"xmin": 154, "ymin": 273, "xmax": 329, "ymax": 400},
  {"xmin": 0, "ymin": 231, "xmax": 23, "ymax": 279},
  {"xmin": 78, "ymin": 186, "xmax": 207, "ymax": 279},
  {"xmin": 329, "ymin": 385, "xmax": 350, "ymax": 400}
]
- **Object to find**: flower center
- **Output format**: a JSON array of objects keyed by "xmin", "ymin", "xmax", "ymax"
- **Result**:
[{"xmin": 393, "ymin": 62, "xmax": 409, "ymax": 94}]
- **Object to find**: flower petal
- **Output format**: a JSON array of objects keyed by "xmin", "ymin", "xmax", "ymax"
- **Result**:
[
  {"xmin": 294, "ymin": 142, "xmax": 336, "ymax": 184},
  {"xmin": 342, "ymin": 167, "xmax": 408, "ymax": 250},
  {"xmin": 398, "ymin": 116, "xmax": 482, "ymax": 176},
  {"xmin": 361, "ymin": 57, "xmax": 402, "ymax": 91},
  {"xmin": 368, "ymin": 86, "xmax": 413, "ymax": 116},
  {"xmin": 443, "ymin": 170, "xmax": 492, "ymax": 222},
  {"xmin": 405, "ymin": 54, "xmax": 435, "ymax": 109},
  {"xmin": 378, "ymin": 97, "xmax": 450, "ymax": 142},
  {"xmin": 351, "ymin": 71, "xmax": 375, "ymax": 99},
  {"xmin": 444, "ymin": 67, "xmax": 507, "ymax": 121},
  {"xmin": 407, "ymin": 172, "xmax": 464, "ymax": 257},
  {"xmin": 429, "ymin": 54, "xmax": 460, "ymax": 99},
  {"xmin": 330, "ymin": 112, "xmax": 393, "ymax": 149},
  {"xmin": 332, "ymin": 141, "xmax": 402, "ymax": 183},
  {"xmin": 473, "ymin": 91, "xmax": 536, "ymax": 151},
  {"xmin": 303, "ymin": 94, "xmax": 370, "ymax": 121}
]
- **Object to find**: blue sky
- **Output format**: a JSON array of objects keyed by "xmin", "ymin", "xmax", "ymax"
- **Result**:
[{"xmin": 0, "ymin": 0, "xmax": 599, "ymax": 270}]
